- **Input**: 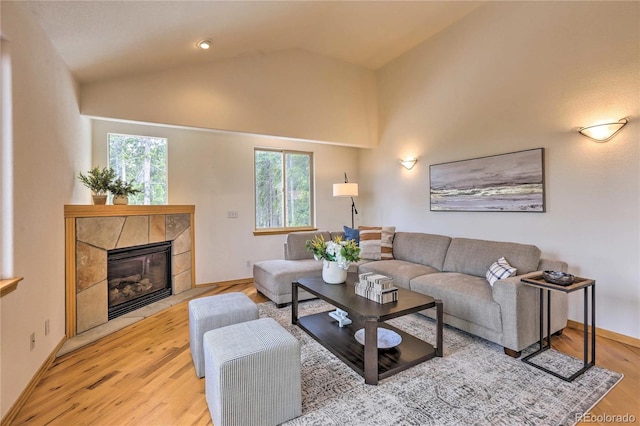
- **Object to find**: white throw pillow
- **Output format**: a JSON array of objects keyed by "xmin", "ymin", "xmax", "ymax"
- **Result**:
[{"xmin": 486, "ymin": 257, "xmax": 517, "ymax": 286}]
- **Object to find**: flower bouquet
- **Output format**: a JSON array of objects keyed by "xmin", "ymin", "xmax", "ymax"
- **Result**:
[{"xmin": 305, "ymin": 235, "xmax": 360, "ymax": 270}]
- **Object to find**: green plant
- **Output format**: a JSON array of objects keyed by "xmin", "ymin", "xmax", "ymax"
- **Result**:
[
  {"xmin": 306, "ymin": 235, "xmax": 360, "ymax": 269},
  {"xmin": 109, "ymin": 177, "xmax": 142, "ymax": 197},
  {"xmin": 77, "ymin": 166, "xmax": 116, "ymax": 195}
]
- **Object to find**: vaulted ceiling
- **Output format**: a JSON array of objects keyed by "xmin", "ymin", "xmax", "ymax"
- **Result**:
[{"xmin": 25, "ymin": 1, "xmax": 483, "ymax": 83}]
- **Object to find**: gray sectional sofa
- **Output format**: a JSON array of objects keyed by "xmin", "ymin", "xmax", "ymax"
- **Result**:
[{"xmin": 253, "ymin": 230, "xmax": 568, "ymax": 357}]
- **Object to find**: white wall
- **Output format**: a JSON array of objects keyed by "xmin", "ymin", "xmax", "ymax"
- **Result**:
[
  {"xmin": 366, "ymin": 2, "xmax": 639, "ymax": 338},
  {"xmin": 82, "ymin": 49, "xmax": 378, "ymax": 148},
  {"xmin": 0, "ymin": 1, "xmax": 90, "ymax": 418},
  {"xmin": 91, "ymin": 119, "xmax": 360, "ymax": 284},
  {"xmin": 3, "ymin": 1, "xmax": 636, "ymax": 420}
]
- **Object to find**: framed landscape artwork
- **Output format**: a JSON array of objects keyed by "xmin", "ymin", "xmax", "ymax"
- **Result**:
[{"xmin": 430, "ymin": 148, "xmax": 545, "ymax": 212}]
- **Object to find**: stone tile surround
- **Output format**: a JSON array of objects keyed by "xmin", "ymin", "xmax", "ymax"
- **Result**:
[{"xmin": 65, "ymin": 205, "xmax": 195, "ymax": 337}]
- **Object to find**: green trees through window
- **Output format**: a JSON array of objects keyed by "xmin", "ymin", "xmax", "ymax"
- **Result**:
[
  {"xmin": 108, "ymin": 133, "xmax": 168, "ymax": 205},
  {"xmin": 255, "ymin": 149, "xmax": 313, "ymax": 230}
]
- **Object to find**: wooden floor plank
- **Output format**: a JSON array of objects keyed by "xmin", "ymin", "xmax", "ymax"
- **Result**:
[{"xmin": 9, "ymin": 283, "xmax": 639, "ymax": 425}]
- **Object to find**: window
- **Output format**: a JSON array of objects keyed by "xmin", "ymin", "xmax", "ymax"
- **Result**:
[
  {"xmin": 108, "ymin": 133, "xmax": 168, "ymax": 205},
  {"xmin": 255, "ymin": 148, "xmax": 314, "ymax": 231}
]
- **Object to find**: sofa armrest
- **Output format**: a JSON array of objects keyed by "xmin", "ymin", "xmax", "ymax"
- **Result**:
[
  {"xmin": 538, "ymin": 258, "xmax": 568, "ymax": 272},
  {"xmin": 492, "ymin": 271, "xmax": 568, "ymax": 352},
  {"xmin": 492, "ymin": 272, "xmax": 545, "ymax": 351}
]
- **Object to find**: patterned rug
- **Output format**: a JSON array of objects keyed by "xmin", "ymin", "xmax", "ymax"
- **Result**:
[{"xmin": 257, "ymin": 300, "xmax": 623, "ymax": 426}]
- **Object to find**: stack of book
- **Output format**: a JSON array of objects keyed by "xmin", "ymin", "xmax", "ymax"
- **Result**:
[{"xmin": 355, "ymin": 272, "xmax": 398, "ymax": 304}]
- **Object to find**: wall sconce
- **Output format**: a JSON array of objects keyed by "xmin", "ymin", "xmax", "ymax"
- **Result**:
[
  {"xmin": 578, "ymin": 118, "xmax": 628, "ymax": 142},
  {"xmin": 399, "ymin": 158, "xmax": 418, "ymax": 170}
]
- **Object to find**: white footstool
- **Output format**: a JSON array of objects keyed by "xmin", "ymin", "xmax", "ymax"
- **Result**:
[
  {"xmin": 204, "ymin": 317, "xmax": 301, "ymax": 426},
  {"xmin": 188, "ymin": 292, "xmax": 259, "ymax": 378}
]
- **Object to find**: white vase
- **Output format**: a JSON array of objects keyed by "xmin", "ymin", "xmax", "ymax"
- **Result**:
[{"xmin": 322, "ymin": 260, "xmax": 348, "ymax": 284}]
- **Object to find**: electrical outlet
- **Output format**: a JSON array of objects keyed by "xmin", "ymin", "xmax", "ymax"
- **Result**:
[
  {"xmin": 30, "ymin": 332, "xmax": 35, "ymax": 351},
  {"xmin": 45, "ymin": 319, "xmax": 50, "ymax": 336},
  {"xmin": 227, "ymin": 211, "xmax": 239, "ymax": 219},
  {"xmin": 246, "ymin": 260, "xmax": 251, "ymax": 268}
]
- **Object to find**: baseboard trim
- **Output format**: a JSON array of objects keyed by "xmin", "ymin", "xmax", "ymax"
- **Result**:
[
  {"xmin": 196, "ymin": 277, "xmax": 253, "ymax": 288},
  {"xmin": 1, "ymin": 337, "xmax": 66, "ymax": 426},
  {"xmin": 567, "ymin": 319, "xmax": 640, "ymax": 349}
]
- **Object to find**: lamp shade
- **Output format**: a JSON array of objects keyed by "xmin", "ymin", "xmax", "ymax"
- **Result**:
[{"xmin": 333, "ymin": 183, "xmax": 358, "ymax": 197}]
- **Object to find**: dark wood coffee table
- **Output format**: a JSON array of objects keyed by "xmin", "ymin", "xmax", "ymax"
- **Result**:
[{"xmin": 292, "ymin": 273, "xmax": 443, "ymax": 385}]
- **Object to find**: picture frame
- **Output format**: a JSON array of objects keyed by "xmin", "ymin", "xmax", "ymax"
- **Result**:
[{"xmin": 430, "ymin": 148, "xmax": 545, "ymax": 212}]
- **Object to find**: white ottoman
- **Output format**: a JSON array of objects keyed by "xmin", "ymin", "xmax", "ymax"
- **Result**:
[
  {"xmin": 189, "ymin": 292, "xmax": 259, "ymax": 378},
  {"xmin": 204, "ymin": 317, "xmax": 301, "ymax": 426}
]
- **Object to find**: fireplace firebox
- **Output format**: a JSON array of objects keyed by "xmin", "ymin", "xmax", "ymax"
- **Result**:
[{"xmin": 107, "ymin": 241, "xmax": 172, "ymax": 320}]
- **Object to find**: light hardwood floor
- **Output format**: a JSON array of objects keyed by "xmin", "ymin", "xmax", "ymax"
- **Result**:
[{"xmin": 10, "ymin": 283, "xmax": 640, "ymax": 425}]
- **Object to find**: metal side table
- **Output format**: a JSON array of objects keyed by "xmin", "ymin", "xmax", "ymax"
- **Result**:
[{"xmin": 521, "ymin": 275, "xmax": 595, "ymax": 382}]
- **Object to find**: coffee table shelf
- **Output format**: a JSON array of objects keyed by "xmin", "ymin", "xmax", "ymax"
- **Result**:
[
  {"xmin": 297, "ymin": 311, "xmax": 437, "ymax": 381},
  {"xmin": 292, "ymin": 274, "xmax": 443, "ymax": 385}
]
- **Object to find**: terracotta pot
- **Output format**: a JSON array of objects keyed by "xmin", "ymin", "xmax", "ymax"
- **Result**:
[
  {"xmin": 92, "ymin": 195, "xmax": 107, "ymax": 205},
  {"xmin": 113, "ymin": 195, "xmax": 129, "ymax": 205}
]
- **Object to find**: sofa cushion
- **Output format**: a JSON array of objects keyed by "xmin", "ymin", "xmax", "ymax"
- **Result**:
[
  {"xmin": 410, "ymin": 272, "xmax": 503, "ymax": 332},
  {"xmin": 253, "ymin": 259, "xmax": 323, "ymax": 295},
  {"xmin": 486, "ymin": 257, "xmax": 517, "ymax": 286},
  {"xmin": 359, "ymin": 226, "xmax": 395, "ymax": 260},
  {"xmin": 392, "ymin": 232, "xmax": 452, "ymax": 270},
  {"xmin": 358, "ymin": 260, "xmax": 438, "ymax": 289},
  {"xmin": 286, "ymin": 231, "xmax": 331, "ymax": 260},
  {"xmin": 330, "ymin": 231, "xmax": 345, "ymax": 241},
  {"xmin": 443, "ymin": 238, "xmax": 540, "ymax": 278}
]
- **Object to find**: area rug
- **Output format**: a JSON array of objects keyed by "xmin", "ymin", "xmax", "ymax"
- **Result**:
[{"xmin": 257, "ymin": 300, "xmax": 623, "ymax": 426}]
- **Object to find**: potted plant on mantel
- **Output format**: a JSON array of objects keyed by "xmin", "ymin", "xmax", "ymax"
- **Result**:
[
  {"xmin": 77, "ymin": 166, "xmax": 116, "ymax": 205},
  {"xmin": 109, "ymin": 177, "xmax": 141, "ymax": 205}
]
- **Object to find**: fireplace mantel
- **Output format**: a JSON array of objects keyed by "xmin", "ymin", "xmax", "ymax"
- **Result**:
[
  {"xmin": 65, "ymin": 204, "xmax": 196, "ymax": 218},
  {"xmin": 65, "ymin": 205, "xmax": 195, "ymax": 337}
]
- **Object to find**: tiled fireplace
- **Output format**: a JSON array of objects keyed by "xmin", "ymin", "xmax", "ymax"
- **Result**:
[
  {"xmin": 65, "ymin": 205, "xmax": 195, "ymax": 337},
  {"xmin": 107, "ymin": 241, "xmax": 172, "ymax": 320}
]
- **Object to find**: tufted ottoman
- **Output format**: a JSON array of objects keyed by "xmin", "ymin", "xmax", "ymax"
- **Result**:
[
  {"xmin": 188, "ymin": 292, "xmax": 259, "ymax": 378},
  {"xmin": 204, "ymin": 317, "xmax": 301, "ymax": 426}
]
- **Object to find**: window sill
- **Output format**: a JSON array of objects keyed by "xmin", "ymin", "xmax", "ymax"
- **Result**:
[
  {"xmin": 253, "ymin": 227, "xmax": 317, "ymax": 236},
  {"xmin": 0, "ymin": 277, "xmax": 24, "ymax": 297}
]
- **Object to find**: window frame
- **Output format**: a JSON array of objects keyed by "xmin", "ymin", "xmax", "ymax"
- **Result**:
[
  {"xmin": 253, "ymin": 147, "xmax": 315, "ymax": 235},
  {"xmin": 107, "ymin": 132, "xmax": 169, "ymax": 206}
]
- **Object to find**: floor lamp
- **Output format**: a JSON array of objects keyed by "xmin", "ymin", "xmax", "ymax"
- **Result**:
[{"xmin": 333, "ymin": 173, "xmax": 358, "ymax": 228}]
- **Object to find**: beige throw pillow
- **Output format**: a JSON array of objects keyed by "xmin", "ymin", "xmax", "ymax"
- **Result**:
[{"xmin": 359, "ymin": 226, "xmax": 396, "ymax": 260}]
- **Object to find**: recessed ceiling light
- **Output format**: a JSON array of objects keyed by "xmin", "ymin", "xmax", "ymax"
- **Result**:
[{"xmin": 197, "ymin": 39, "xmax": 212, "ymax": 50}]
